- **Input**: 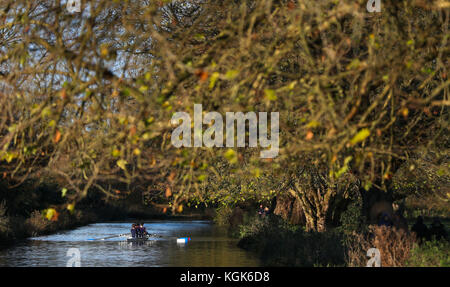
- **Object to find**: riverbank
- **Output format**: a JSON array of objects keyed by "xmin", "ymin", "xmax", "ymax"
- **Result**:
[{"xmin": 236, "ymin": 214, "xmax": 450, "ymax": 267}]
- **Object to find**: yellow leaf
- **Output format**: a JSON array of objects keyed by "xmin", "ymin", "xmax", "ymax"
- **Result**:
[
  {"xmin": 67, "ymin": 203, "xmax": 75, "ymax": 213},
  {"xmin": 100, "ymin": 44, "xmax": 109, "ymax": 57},
  {"xmin": 112, "ymin": 149, "xmax": 121, "ymax": 157},
  {"xmin": 139, "ymin": 85, "xmax": 148, "ymax": 93},
  {"xmin": 117, "ymin": 159, "xmax": 127, "ymax": 170},
  {"xmin": 209, "ymin": 72, "xmax": 220, "ymax": 89},
  {"xmin": 264, "ymin": 89, "xmax": 277, "ymax": 101},
  {"xmin": 224, "ymin": 149, "xmax": 238, "ymax": 164},
  {"xmin": 350, "ymin": 128, "xmax": 370, "ymax": 145},
  {"xmin": 306, "ymin": 121, "xmax": 320, "ymax": 128},
  {"xmin": 44, "ymin": 208, "xmax": 56, "ymax": 221},
  {"xmin": 225, "ymin": 70, "xmax": 239, "ymax": 79}
]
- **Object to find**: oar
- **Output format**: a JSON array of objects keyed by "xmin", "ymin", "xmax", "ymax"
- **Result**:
[{"xmin": 87, "ymin": 233, "xmax": 128, "ymax": 241}]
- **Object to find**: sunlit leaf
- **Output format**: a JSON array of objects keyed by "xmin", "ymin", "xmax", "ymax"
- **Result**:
[
  {"xmin": 117, "ymin": 159, "xmax": 128, "ymax": 170},
  {"xmin": 350, "ymin": 128, "xmax": 370, "ymax": 145}
]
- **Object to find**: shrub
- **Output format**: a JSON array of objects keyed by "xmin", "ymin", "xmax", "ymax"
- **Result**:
[
  {"xmin": 0, "ymin": 200, "xmax": 11, "ymax": 242},
  {"xmin": 345, "ymin": 225, "xmax": 417, "ymax": 267},
  {"xmin": 406, "ymin": 240, "xmax": 450, "ymax": 267},
  {"xmin": 213, "ymin": 205, "xmax": 234, "ymax": 227},
  {"xmin": 25, "ymin": 210, "xmax": 52, "ymax": 237},
  {"xmin": 338, "ymin": 200, "xmax": 367, "ymax": 235},
  {"xmin": 238, "ymin": 215, "xmax": 345, "ymax": 266}
]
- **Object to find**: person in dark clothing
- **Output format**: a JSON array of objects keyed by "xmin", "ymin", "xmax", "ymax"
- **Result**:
[
  {"xmin": 411, "ymin": 216, "xmax": 429, "ymax": 242},
  {"xmin": 131, "ymin": 224, "xmax": 137, "ymax": 238},
  {"xmin": 377, "ymin": 213, "xmax": 393, "ymax": 227},
  {"xmin": 392, "ymin": 211, "xmax": 409, "ymax": 233},
  {"xmin": 140, "ymin": 223, "xmax": 148, "ymax": 237},
  {"xmin": 429, "ymin": 217, "xmax": 447, "ymax": 241},
  {"xmin": 258, "ymin": 204, "xmax": 265, "ymax": 216},
  {"xmin": 135, "ymin": 223, "xmax": 142, "ymax": 238}
]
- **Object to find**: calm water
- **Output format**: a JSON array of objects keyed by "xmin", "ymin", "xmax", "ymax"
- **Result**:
[{"xmin": 0, "ymin": 220, "xmax": 261, "ymax": 267}]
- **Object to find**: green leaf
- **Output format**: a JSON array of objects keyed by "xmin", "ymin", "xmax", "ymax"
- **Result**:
[
  {"xmin": 364, "ymin": 181, "xmax": 372, "ymax": 191},
  {"xmin": 264, "ymin": 89, "xmax": 277, "ymax": 101},
  {"xmin": 306, "ymin": 121, "xmax": 320, "ymax": 128},
  {"xmin": 112, "ymin": 149, "xmax": 121, "ymax": 157},
  {"xmin": 209, "ymin": 72, "xmax": 220, "ymax": 89},
  {"xmin": 61, "ymin": 188, "xmax": 68, "ymax": 198},
  {"xmin": 224, "ymin": 149, "xmax": 238, "ymax": 164},
  {"xmin": 225, "ymin": 70, "xmax": 239, "ymax": 80}
]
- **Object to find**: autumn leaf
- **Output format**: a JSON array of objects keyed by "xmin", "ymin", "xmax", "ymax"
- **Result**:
[
  {"xmin": 53, "ymin": 129, "xmax": 62, "ymax": 143},
  {"xmin": 129, "ymin": 125, "xmax": 137, "ymax": 137},
  {"xmin": 44, "ymin": 208, "xmax": 59, "ymax": 221},
  {"xmin": 306, "ymin": 121, "xmax": 320, "ymax": 128},
  {"xmin": 350, "ymin": 128, "xmax": 370, "ymax": 145},
  {"xmin": 209, "ymin": 72, "xmax": 220, "ymax": 89},
  {"xmin": 60, "ymin": 89, "xmax": 66, "ymax": 100},
  {"xmin": 401, "ymin": 108, "xmax": 409, "ymax": 118},
  {"xmin": 67, "ymin": 203, "xmax": 75, "ymax": 213},
  {"xmin": 168, "ymin": 171, "xmax": 176, "ymax": 182},
  {"xmin": 117, "ymin": 159, "xmax": 127, "ymax": 170},
  {"xmin": 264, "ymin": 89, "xmax": 277, "ymax": 101},
  {"xmin": 224, "ymin": 149, "xmax": 238, "ymax": 164},
  {"xmin": 225, "ymin": 70, "xmax": 239, "ymax": 79},
  {"xmin": 287, "ymin": 1, "xmax": 296, "ymax": 10},
  {"xmin": 112, "ymin": 148, "xmax": 121, "ymax": 157},
  {"xmin": 306, "ymin": 130, "xmax": 314, "ymax": 140},
  {"xmin": 165, "ymin": 186, "xmax": 172, "ymax": 198},
  {"xmin": 195, "ymin": 69, "xmax": 209, "ymax": 82}
]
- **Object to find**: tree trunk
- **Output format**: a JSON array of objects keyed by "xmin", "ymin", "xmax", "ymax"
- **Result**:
[{"xmin": 291, "ymin": 187, "xmax": 330, "ymax": 232}]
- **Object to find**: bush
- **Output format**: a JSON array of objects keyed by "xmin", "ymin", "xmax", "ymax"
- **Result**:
[
  {"xmin": 238, "ymin": 215, "xmax": 345, "ymax": 266},
  {"xmin": 338, "ymin": 200, "xmax": 367, "ymax": 235},
  {"xmin": 213, "ymin": 205, "xmax": 234, "ymax": 227},
  {"xmin": 407, "ymin": 240, "xmax": 450, "ymax": 267},
  {"xmin": 24, "ymin": 211, "xmax": 52, "ymax": 237},
  {"xmin": 0, "ymin": 200, "xmax": 11, "ymax": 242},
  {"xmin": 345, "ymin": 226, "xmax": 417, "ymax": 267}
]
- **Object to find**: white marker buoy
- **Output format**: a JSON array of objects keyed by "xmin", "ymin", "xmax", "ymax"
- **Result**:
[{"xmin": 176, "ymin": 237, "xmax": 191, "ymax": 244}]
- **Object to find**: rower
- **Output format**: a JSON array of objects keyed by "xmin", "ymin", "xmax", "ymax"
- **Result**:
[
  {"xmin": 130, "ymin": 224, "xmax": 137, "ymax": 238},
  {"xmin": 136, "ymin": 223, "xmax": 142, "ymax": 238},
  {"xmin": 140, "ymin": 223, "xmax": 148, "ymax": 237}
]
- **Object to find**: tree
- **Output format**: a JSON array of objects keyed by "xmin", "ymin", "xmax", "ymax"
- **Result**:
[{"xmin": 0, "ymin": 0, "xmax": 448, "ymax": 228}]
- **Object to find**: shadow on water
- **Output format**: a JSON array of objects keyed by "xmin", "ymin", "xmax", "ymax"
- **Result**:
[{"xmin": 0, "ymin": 220, "xmax": 261, "ymax": 267}]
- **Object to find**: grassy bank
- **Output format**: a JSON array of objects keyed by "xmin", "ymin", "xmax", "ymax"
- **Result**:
[{"xmin": 236, "ymin": 214, "xmax": 450, "ymax": 267}]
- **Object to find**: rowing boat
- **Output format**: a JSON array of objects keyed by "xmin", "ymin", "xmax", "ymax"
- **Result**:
[{"xmin": 126, "ymin": 236, "xmax": 149, "ymax": 243}]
